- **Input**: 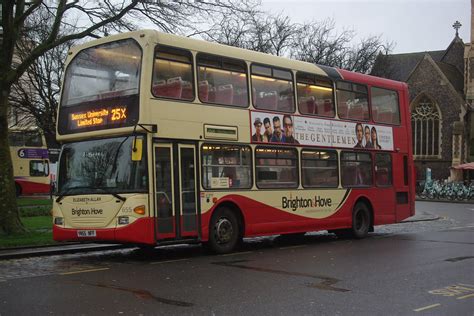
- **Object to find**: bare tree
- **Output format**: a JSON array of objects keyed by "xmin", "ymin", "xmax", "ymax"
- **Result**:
[
  {"xmin": 10, "ymin": 34, "xmax": 73, "ymax": 151},
  {"xmin": 204, "ymin": 15, "xmax": 393, "ymax": 73},
  {"xmin": 203, "ymin": 10, "xmax": 297, "ymax": 56},
  {"xmin": 0, "ymin": 0, "xmax": 254, "ymax": 235}
]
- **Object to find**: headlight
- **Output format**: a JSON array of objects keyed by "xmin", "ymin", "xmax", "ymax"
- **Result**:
[
  {"xmin": 118, "ymin": 216, "xmax": 129, "ymax": 225},
  {"xmin": 54, "ymin": 217, "xmax": 64, "ymax": 225}
]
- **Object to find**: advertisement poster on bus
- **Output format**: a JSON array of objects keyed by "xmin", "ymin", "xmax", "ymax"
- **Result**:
[{"xmin": 250, "ymin": 111, "xmax": 394, "ymax": 150}]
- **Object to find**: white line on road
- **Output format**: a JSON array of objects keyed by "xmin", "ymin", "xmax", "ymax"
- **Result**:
[
  {"xmin": 220, "ymin": 251, "xmax": 253, "ymax": 257},
  {"xmin": 60, "ymin": 267, "xmax": 110, "ymax": 275},
  {"xmin": 150, "ymin": 258, "xmax": 189, "ymax": 265},
  {"xmin": 413, "ymin": 303, "xmax": 441, "ymax": 312},
  {"xmin": 279, "ymin": 245, "xmax": 306, "ymax": 250},
  {"xmin": 457, "ymin": 293, "xmax": 474, "ymax": 300},
  {"xmin": 448, "ymin": 225, "xmax": 474, "ymax": 230}
]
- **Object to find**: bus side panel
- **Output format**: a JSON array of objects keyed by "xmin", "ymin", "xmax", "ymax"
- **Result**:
[
  {"xmin": 16, "ymin": 178, "xmax": 51, "ymax": 195},
  {"xmin": 200, "ymin": 193, "xmax": 359, "ymax": 241}
]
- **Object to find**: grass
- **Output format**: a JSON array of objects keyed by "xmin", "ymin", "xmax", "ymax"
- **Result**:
[
  {"xmin": 17, "ymin": 198, "xmax": 52, "ymax": 217},
  {"xmin": 0, "ymin": 216, "xmax": 56, "ymax": 249},
  {"xmin": 0, "ymin": 198, "xmax": 57, "ymax": 248}
]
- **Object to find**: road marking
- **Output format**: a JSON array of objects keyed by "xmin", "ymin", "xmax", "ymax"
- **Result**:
[
  {"xmin": 457, "ymin": 293, "xmax": 474, "ymax": 300},
  {"xmin": 279, "ymin": 245, "xmax": 306, "ymax": 250},
  {"xmin": 413, "ymin": 303, "xmax": 441, "ymax": 312},
  {"xmin": 428, "ymin": 284, "xmax": 474, "ymax": 298},
  {"xmin": 221, "ymin": 251, "xmax": 253, "ymax": 257},
  {"xmin": 150, "ymin": 258, "xmax": 189, "ymax": 265},
  {"xmin": 449, "ymin": 225, "xmax": 474, "ymax": 230},
  {"xmin": 60, "ymin": 267, "xmax": 109, "ymax": 275}
]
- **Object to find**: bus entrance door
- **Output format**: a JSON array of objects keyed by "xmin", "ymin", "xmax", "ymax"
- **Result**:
[{"xmin": 153, "ymin": 143, "xmax": 198, "ymax": 241}]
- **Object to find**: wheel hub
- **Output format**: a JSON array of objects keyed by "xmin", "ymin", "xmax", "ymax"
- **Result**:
[{"xmin": 215, "ymin": 218, "xmax": 233, "ymax": 244}]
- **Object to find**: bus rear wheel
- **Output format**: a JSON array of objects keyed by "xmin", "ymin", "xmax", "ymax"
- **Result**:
[
  {"xmin": 208, "ymin": 207, "xmax": 240, "ymax": 254},
  {"xmin": 351, "ymin": 202, "xmax": 370, "ymax": 239}
]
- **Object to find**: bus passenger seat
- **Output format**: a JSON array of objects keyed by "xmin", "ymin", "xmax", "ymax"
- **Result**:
[
  {"xmin": 278, "ymin": 95, "xmax": 294, "ymax": 112},
  {"xmin": 378, "ymin": 111, "xmax": 393, "ymax": 123},
  {"xmin": 342, "ymin": 167, "xmax": 356, "ymax": 186},
  {"xmin": 208, "ymin": 87, "xmax": 216, "ymax": 103},
  {"xmin": 198, "ymin": 80, "xmax": 209, "ymax": 102},
  {"xmin": 338, "ymin": 102, "xmax": 348, "ymax": 118},
  {"xmin": 181, "ymin": 81, "xmax": 193, "ymax": 100},
  {"xmin": 377, "ymin": 170, "xmax": 389, "ymax": 185},
  {"xmin": 307, "ymin": 96, "xmax": 316, "ymax": 114},
  {"xmin": 348, "ymin": 106, "xmax": 364, "ymax": 120},
  {"xmin": 152, "ymin": 80, "xmax": 167, "ymax": 97},
  {"xmin": 372, "ymin": 108, "xmax": 378, "ymax": 121},
  {"xmin": 323, "ymin": 100, "xmax": 333, "ymax": 115},
  {"xmin": 261, "ymin": 91, "xmax": 278, "ymax": 110},
  {"xmin": 233, "ymin": 90, "xmax": 248, "ymax": 106},
  {"xmin": 216, "ymin": 84, "xmax": 234, "ymax": 104},
  {"xmin": 166, "ymin": 77, "xmax": 183, "ymax": 98}
]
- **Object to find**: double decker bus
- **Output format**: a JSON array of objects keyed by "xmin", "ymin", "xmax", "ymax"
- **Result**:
[
  {"xmin": 9, "ymin": 129, "xmax": 50, "ymax": 196},
  {"xmin": 53, "ymin": 30, "xmax": 415, "ymax": 253}
]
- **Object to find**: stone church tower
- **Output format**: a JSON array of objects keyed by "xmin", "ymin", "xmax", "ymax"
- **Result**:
[
  {"xmin": 371, "ymin": 19, "xmax": 472, "ymax": 183},
  {"xmin": 465, "ymin": 4, "xmax": 474, "ymax": 169}
]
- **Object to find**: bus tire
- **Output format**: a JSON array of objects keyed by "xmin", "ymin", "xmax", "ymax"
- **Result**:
[
  {"xmin": 351, "ymin": 201, "xmax": 370, "ymax": 239},
  {"xmin": 15, "ymin": 183, "xmax": 21, "ymax": 197},
  {"xmin": 208, "ymin": 207, "xmax": 240, "ymax": 254}
]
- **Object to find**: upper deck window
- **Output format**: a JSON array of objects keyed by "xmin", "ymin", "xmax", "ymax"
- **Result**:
[
  {"xmin": 62, "ymin": 39, "xmax": 142, "ymax": 107},
  {"xmin": 8, "ymin": 131, "xmax": 43, "ymax": 147},
  {"xmin": 152, "ymin": 46, "xmax": 194, "ymax": 101},
  {"xmin": 296, "ymin": 72, "xmax": 334, "ymax": 117},
  {"xmin": 336, "ymin": 81, "xmax": 369, "ymax": 121},
  {"xmin": 251, "ymin": 65, "xmax": 295, "ymax": 112},
  {"xmin": 371, "ymin": 87, "xmax": 400, "ymax": 125},
  {"xmin": 197, "ymin": 54, "xmax": 248, "ymax": 107}
]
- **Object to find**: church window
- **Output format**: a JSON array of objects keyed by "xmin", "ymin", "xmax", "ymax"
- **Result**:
[{"xmin": 411, "ymin": 97, "xmax": 441, "ymax": 157}]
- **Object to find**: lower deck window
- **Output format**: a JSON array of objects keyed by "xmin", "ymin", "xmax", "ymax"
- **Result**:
[
  {"xmin": 375, "ymin": 153, "xmax": 392, "ymax": 186},
  {"xmin": 301, "ymin": 150, "xmax": 338, "ymax": 187},
  {"xmin": 255, "ymin": 147, "xmax": 298, "ymax": 188},
  {"xmin": 202, "ymin": 144, "xmax": 252, "ymax": 189},
  {"xmin": 30, "ymin": 160, "xmax": 49, "ymax": 177},
  {"xmin": 341, "ymin": 152, "xmax": 372, "ymax": 187}
]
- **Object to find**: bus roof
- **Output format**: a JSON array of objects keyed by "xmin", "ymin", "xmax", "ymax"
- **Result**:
[{"xmin": 68, "ymin": 30, "xmax": 331, "ymax": 78}]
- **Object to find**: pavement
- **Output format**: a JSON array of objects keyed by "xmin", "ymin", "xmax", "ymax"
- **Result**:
[{"xmin": 0, "ymin": 211, "xmax": 440, "ymax": 261}]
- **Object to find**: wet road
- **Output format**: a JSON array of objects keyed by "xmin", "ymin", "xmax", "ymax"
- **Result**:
[{"xmin": 0, "ymin": 201, "xmax": 473, "ymax": 315}]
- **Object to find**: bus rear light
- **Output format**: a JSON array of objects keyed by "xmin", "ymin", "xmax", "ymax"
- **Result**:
[
  {"xmin": 212, "ymin": 197, "xmax": 218, "ymax": 203},
  {"xmin": 134, "ymin": 205, "xmax": 146, "ymax": 215},
  {"xmin": 54, "ymin": 217, "xmax": 64, "ymax": 225},
  {"xmin": 118, "ymin": 216, "xmax": 129, "ymax": 225}
]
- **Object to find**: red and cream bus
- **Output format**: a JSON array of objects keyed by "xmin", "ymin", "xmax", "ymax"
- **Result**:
[
  {"xmin": 53, "ymin": 30, "xmax": 415, "ymax": 253},
  {"xmin": 9, "ymin": 129, "xmax": 50, "ymax": 196}
]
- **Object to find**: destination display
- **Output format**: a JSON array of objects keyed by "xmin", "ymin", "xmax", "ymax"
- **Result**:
[
  {"xmin": 17, "ymin": 148, "xmax": 49, "ymax": 159},
  {"xmin": 69, "ymin": 106, "xmax": 128, "ymax": 130},
  {"xmin": 58, "ymin": 94, "xmax": 138, "ymax": 134},
  {"xmin": 250, "ymin": 111, "xmax": 394, "ymax": 150}
]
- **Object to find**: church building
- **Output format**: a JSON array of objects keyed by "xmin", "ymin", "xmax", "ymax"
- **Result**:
[{"xmin": 371, "ymin": 19, "xmax": 473, "ymax": 183}]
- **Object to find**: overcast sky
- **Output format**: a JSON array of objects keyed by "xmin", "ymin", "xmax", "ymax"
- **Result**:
[{"xmin": 260, "ymin": 0, "xmax": 470, "ymax": 54}]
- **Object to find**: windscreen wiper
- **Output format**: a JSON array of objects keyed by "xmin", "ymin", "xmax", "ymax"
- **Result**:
[
  {"xmin": 55, "ymin": 186, "xmax": 91, "ymax": 203},
  {"xmin": 93, "ymin": 187, "xmax": 126, "ymax": 202}
]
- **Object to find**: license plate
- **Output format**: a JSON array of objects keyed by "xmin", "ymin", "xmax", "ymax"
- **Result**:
[{"xmin": 77, "ymin": 230, "xmax": 96, "ymax": 237}]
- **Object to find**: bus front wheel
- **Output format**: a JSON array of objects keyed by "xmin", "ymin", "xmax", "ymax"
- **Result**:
[
  {"xmin": 351, "ymin": 202, "xmax": 370, "ymax": 239},
  {"xmin": 207, "ymin": 207, "xmax": 240, "ymax": 254}
]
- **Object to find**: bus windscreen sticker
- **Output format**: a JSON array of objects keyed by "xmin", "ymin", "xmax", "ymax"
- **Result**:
[{"xmin": 250, "ymin": 111, "xmax": 394, "ymax": 150}]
